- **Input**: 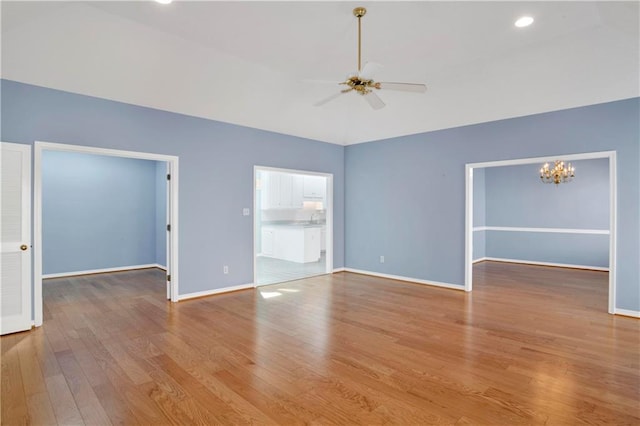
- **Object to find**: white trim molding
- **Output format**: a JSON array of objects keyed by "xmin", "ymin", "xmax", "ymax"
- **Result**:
[
  {"xmin": 332, "ymin": 267, "xmax": 346, "ymax": 273},
  {"xmin": 473, "ymin": 226, "xmax": 609, "ymax": 235},
  {"xmin": 607, "ymin": 151, "xmax": 617, "ymax": 315},
  {"xmin": 614, "ymin": 309, "xmax": 640, "ymax": 318},
  {"xmin": 477, "ymin": 257, "xmax": 609, "ymax": 272},
  {"xmin": 178, "ymin": 283, "xmax": 255, "ymax": 301},
  {"xmin": 467, "ymin": 150, "xmax": 617, "ymax": 169},
  {"xmin": 344, "ymin": 268, "xmax": 464, "ymax": 291},
  {"xmin": 43, "ymin": 264, "xmax": 164, "ymax": 279}
]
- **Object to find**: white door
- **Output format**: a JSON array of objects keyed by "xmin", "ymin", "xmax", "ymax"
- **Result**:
[{"xmin": 1, "ymin": 142, "xmax": 32, "ymax": 335}]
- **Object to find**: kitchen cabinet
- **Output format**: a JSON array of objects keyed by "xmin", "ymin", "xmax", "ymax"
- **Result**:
[
  {"xmin": 321, "ymin": 226, "xmax": 326, "ymax": 252},
  {"xmin": 303, "ymin": 175, "xmax": 326, "ymax": 199},
  {"xmin": 262, "ymin": 172, "xmax": 303, "ymax": 209},
  {"xmin": 301, "ymin": 227, "xmax": 321, "ymax": 263},
  {"xmin": 261, "ymin": 173, "xmax": 276, "ymax": 209},
  {"xmin": 261, "ymin": 228, "xmax": 275, "ymax": 256},
  {"xmin": 261, "ymin": 225, "xmax": 321, "ymax": 263},
  {"xmin": 291, "ymin": 175, "xmax": 304, "ymax": 208},
  {"xmin": 279, "ymin": 174, "xmax": 292, "ymax": 207}
]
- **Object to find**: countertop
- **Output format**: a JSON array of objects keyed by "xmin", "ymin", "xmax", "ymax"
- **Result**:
[{"xmin": 262, "ymin": 221, "xmax": 326, "ymax": 228}]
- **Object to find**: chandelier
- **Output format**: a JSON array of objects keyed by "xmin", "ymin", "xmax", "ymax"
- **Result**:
[{"xmin": 540, "ymin": 160, "xmax": 575, "ymax": 185}]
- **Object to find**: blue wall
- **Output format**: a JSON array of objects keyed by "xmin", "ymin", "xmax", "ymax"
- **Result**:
[
  {"xmin": 486, "ymin": 233, "xmax": 609, "ymax": 268},
  {"xmin": 481, "ymin": 158, "xmax": 609, "ymax": 268},
  {"xmin": 1, "ymin": 79, "xmax": 345, "ymax": 296},
  {"xmin": 345, "ymin": 98, "xmax": 639, "ymax": 311},
  {"xmin": 485, "ymin": 159, "xmax": 609, "ymax": 229},
  {"xmin": 42, "ymin": 151, "xmax": 161, "ymax": 274}
]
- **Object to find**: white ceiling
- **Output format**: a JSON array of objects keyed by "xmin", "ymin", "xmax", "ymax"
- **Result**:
[{"xmin": 2, "ymin": 1, "xmax": 638, "ymax": 145}]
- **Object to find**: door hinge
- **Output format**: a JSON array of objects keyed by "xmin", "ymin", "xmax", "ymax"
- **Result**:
[
  {"xmin": 167, "ymin": 274, "xmax": 171, "ymax": 282},
  {"xmin": 167, "ymin": 224, "xmax": 171, "ymax": 232},
  {"xmin": 167, "ymin": 174, "xmax": 171, "ymax": 181}
]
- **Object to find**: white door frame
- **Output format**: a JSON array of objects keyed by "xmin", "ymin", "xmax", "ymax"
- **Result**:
[
  {"xmin": 465, "ymin": 150, "xmax": 617, "ymax": 314},
  {"xmin": 253, "ymin": 166, "xmax": 334, "ymax": 286},
  {"xmin": 33, "ymin": 141, "xmax": 180, "ymax": 327},
  {"xmin": 165, "ymin": 161, "xmax": 172, "ymax": 300}
]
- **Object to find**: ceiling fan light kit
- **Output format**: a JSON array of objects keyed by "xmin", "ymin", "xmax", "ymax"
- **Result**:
[{"xmin": 314, "ymin": 7, "xmax": 427, "ymax": 110}]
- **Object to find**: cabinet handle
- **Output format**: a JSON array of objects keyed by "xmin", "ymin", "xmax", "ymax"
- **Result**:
[{"xmin": 20, "ymin": 244, "xmax": 28, "ymax": 251}]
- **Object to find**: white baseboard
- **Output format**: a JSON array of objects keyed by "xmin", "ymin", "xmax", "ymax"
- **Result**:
[
  {"xmin": 473, "ymin": 257, "xmax": 487, "ymax": 264},
  {"xmin": 43, "ymin": 264, "xmax": 163, "ymax": 279},
  {"xmin": 154, "ymin": 264, "xmax": 167, "ymax": 271},
  {"xmin": 177, "ymin": 283, "xmax": 255, "ymax": 301},
  {"xmin": 332, "ymin": 267, "xmax": 346, "ymax": 273},
  {"xmin": 614, "ymin": 309, "xmax": 640, "ymax": 318},
  {"xmin": 343, "ymin": 268, "xmax": 464, "ymax": 291},
  {"xmin": 479, "ymin": 257, "xmax": 609, "ymax": 272}
]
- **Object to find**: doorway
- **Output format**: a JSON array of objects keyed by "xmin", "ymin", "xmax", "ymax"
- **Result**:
[
  {"xmin": 465, "ymin": 151, "xmax": 617, "ymax": 313},
  {"xmin": 33, "ymin": 141, "xmax": 179, "ymax": 327},
  {"xmin": 254, "ymin": 166, "xmax": 333, "ymax": 286}
]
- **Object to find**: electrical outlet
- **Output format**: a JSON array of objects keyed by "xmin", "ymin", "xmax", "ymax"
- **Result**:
[
  {"xmin": 380, "ymin": 255, "xmax": 385, "ymax": 263},
  {"xmin": 223, "ymin": 265, "xmax": 229, "ymax": 274},
  {"xmin": 242, "ymin": 208, "xmax": 250, "ymax": 216}
]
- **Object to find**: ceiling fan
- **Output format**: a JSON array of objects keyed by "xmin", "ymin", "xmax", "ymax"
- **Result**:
[{"xmin": 314, "ymin": 7, "xmax": 427, "ymax": 110}]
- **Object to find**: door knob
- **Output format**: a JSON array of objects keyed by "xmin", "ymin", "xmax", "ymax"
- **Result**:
[{"xmin": 20, "ymin": 244, "xmax": 28, "ymax": 251}]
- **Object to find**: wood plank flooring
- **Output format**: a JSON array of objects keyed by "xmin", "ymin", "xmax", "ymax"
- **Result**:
[{"xmin": 2, "ymin": 262, "xmax": 639, "ymax": 425}]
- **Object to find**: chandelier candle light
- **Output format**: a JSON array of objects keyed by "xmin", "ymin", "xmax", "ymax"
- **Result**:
[{"xmin": 540, "ymin": 160, "xmax": 575, "ymax": 185}]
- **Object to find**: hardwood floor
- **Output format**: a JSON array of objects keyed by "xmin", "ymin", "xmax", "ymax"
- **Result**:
[{"xmin": 2, "ymin": 262, "xmax": 638, "ymax": 425}]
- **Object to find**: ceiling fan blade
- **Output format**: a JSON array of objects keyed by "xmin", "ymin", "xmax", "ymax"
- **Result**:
[
  {"xmin": 303, "ymin": 79, "xmax": 344, "ymax": 86},
  {"xmin": 377, "ymin": 82, "xmax": 427, "ymax": 93},
  {"xmin": 314, "ymin": 90, "xmax": 348, "ymax": 107},
  {"xmin": 358, "ymin": 62, "xmax": 382, "ymax": 81},
  {"xmin": 363, "ymin": 91, "xmax": 385, "ymax": 110}
]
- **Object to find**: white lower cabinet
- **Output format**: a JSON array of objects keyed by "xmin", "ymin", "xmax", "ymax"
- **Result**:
[
  {"xmin": 302, "ymin": 227, "xmax": 321, "ymax": 263},
  {"xmin": 261, "ymin": 228, "xmax": 275, "ymax": 256},
  {"xmin": 261, "ymin": 226, "xmax": 321, "ymax": 263}
]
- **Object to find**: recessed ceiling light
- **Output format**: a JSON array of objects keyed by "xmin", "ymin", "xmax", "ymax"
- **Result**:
[
  {"xmin": 155, "ymin": 0, "xmax": 173, "ymax": 4},
  {"xmin": 515, "ymin": 16, "xmax": 534, "ymax": 28}
]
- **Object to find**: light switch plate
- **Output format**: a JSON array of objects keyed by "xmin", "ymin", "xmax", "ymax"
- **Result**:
[{"xmin": 243, "ymin": 208, "xmax": 250, "ymax": 216}]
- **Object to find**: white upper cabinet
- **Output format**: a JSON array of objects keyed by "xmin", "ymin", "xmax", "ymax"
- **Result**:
[
  {"xmin": 303, "ymin": 175, "xmax": 326, "ymax": 199},
  {"xmin": 261, "ymin": 172, "xmax": 304, "ymax": 209},
  {"xmin": 261, "ymin": 172, "xmax": 278, "ymax": 209},
  {"xmin": 291, "ymin": 175, "xmax": 304, "ymax": 208},
  {"xmin": 279, "ymin": 174, "xmax": 293, "ymax": 207}
]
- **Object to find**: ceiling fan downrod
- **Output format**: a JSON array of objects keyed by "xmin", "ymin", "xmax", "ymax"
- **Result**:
[{"xmin": 353, "ymin": 7, "xmax": 366, "ymax": 72}]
